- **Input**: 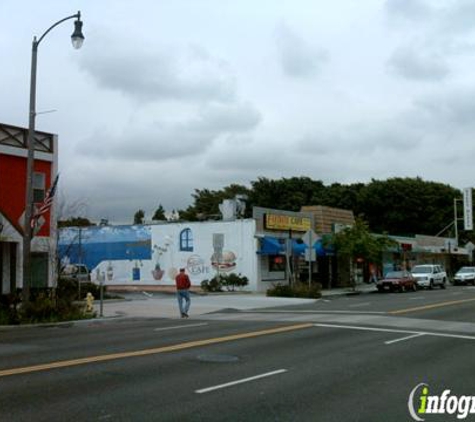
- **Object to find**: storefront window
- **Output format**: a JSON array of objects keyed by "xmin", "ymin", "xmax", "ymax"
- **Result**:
[{"xmin": 268, "ymin": 255, "xmax": 285, "ymax": 272}]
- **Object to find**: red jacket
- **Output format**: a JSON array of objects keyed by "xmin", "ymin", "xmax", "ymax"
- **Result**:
[{"xmin": 175, "ymin": 272, "xmax": 191, "ymax": 290}]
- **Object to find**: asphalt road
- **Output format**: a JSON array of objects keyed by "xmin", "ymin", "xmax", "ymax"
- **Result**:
[{"xmin": 1, "ymin": 285, "xmax": 475, "ymax": 422}]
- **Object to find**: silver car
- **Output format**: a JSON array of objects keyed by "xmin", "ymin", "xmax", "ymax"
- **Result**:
[{"xmin": 453, "ymin": 266, "xmax": 475, "ymax": 286}]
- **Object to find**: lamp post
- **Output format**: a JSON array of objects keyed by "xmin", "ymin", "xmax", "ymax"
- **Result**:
[{"xmin": 23, "ymin": 12, "xmax": 85, "ymax": 302}]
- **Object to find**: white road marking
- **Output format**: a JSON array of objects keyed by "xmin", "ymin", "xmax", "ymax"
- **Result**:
[
  {"xmin": 314, "ymin": 323, "xmax": 475, "ymax": 341},
  {"xmin": 195, "ymin": 369, "xmax": 288, "ymax": 394},
  {"xmin": 384, "ymin": 333, "xmax": 425, "ymax": 345},
  {"xmin": 154, "ymin": 323, "xmax": 208, "ymax": 332},
  {"xmin": 254, "ymin": 310, "xmax": 386, "ymax": 314},
  {"xmin": 348, "ymin": 302, "xmax": 371, "ymax": 308},
  {"xmin": 408, "ymin": 296, "xmax": 425, "ymax": 300}
]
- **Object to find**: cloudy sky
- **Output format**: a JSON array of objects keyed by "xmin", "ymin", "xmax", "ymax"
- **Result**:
[{"xmin": 2, "ymin": 0, "xmax": 475, "ymax": 223}]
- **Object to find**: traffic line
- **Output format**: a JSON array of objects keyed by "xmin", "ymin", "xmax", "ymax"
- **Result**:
[
  {"xmin": 154, "ymin": 323, "xmax": 208, "ymax": 332},
  {"xmin": 389, "ymin": 297, "xmax": 475, "ymax": 314},
  {"xmin": 195, "ymin": 369, "xmax": 288, "ymax": 394},
  {"xmin": 0, "ymin": 323, "xmax": 312, "ymax": 378},
  {"xmin": 384, "ymin": 333, "xmax": 425, "ymax": 345},
  {"xmin": 249, "ymin": 310, "xmax": 386, "ymax": 315},
  {"xmin": 314, "ymin": 323, "xmax": 475, "ymax": 341}
]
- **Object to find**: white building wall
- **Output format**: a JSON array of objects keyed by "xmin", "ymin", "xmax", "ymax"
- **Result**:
[
  {"xmin": 151, "ymin": 219, "xmax": 258, "ymax": 291},
  {"xmin": 90, "ymin": 219, "xmax": 260, "ymax": 291},
  {"xmin": 0, "ymin": 215, "xmax": 23, "ymax": 290}
]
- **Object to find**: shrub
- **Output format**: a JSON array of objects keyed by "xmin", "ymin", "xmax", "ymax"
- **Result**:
[
  {"xmin": 57, "ymin": 278, "xmax": 106, "ymax": 301},
  {"xmin": 267, "ymin": 282, "xmax": 322, "ymax": 299},
  {"xmin": 20, "ymin": 290, "xmax": 91, "ymax": 324},
  {"xmin": 201, "ymin": 276, "xmax": 223, "ymax": 292},
  {"xmin": 0, "ymin": 292, "xmax": 21, "ymax": 325},
  {"xmin": 221, "ymin": 273, "xmax": 249, "ymax": 291},
  {"xmin": 201, "ymin": 273, "xmax": 249, "ymax": 292}
]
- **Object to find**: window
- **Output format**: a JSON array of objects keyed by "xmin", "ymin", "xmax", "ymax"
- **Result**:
[
  {"xmin": 268, "ymin": 255, "xmax": 285, "ymax": 272},
  {"xmin": 33, "ymin": 172, "xmax": 45, "ymax": 203},
  {"xmin": 179, "ymin": 228, "xmax": 193, "ymax": 251}
]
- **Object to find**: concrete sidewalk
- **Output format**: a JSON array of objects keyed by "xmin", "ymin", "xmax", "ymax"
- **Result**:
[
  {"xmin": 94, "ymin": 294, "xmax": 316, "ymax": 319},
  {"xmin": 94, "ymin": 284, "xmax": 376, "ymax": 320}
]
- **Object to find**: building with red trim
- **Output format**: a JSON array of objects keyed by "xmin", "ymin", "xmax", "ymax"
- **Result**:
[{"xmin": 0, "ymin": 122, "xmax": 58, "ymax": 294}]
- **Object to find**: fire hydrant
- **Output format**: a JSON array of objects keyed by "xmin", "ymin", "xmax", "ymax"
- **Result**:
[{"xmin": 85, "ymin": 292, "xmax": 94, "ymax": 313}]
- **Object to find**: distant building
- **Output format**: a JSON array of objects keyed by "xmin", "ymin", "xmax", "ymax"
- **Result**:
[
  {"xmin": 301, "ymin": 205, "xmax": 355, "ymax": 234},
  {"xmin": 0, "ymin": 122, "xmax": 58, "ymax": 294}
]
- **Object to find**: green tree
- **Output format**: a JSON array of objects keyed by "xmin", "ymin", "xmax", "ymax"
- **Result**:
[
  {"xmin": 152, "ymin": 204, "xmax": 166, "ymax": 221},
  {"xmin": 248, "ymin": 176, "xmax": 325, "ymax": 211},
  {"xmin": 133, "ymin": 209, "xmax": 145, "ymax": 225},
  {"xmin": 58, "ymin": 217, "xmax": 95, "ymax": 227},
  {"xmin": 319, "ymin": 182, "xmax": 365, "ymax": 211},
  {"xmin": 184, "ymin": 184, "xmax": 251, "ymax": 220},
  {"xmin": 356, "ymin": 177, "xmax": 461, "ymax": 236},
  {"xmin": 331, "ymin": 218, "xmax": 396, "ymax": 289}
]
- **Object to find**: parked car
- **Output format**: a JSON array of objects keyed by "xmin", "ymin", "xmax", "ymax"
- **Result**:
[
  {"xmin": 411, "ymin": 264, "xmax": 446, "ymax": 289},
  {"xmin": 453, "ymin": 266, "xmax": 475, "ymax": 285},
  {"xmin": 376, "ymin": 270, "xmax": 417, "ymax": 292},
  {"xmin": 61, "ymin": 264, "xmax": 90, "ymax": 283}
]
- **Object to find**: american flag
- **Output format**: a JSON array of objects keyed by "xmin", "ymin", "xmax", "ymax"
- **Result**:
[{"xmin": 31, "ymin": 173, "xmax": 59, "ymax": 229}]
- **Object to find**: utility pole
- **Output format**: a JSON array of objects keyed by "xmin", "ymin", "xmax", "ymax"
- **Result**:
[
  {"xmin": 454, "ymin": 198, "xmax": 459, "ymax": 247},
  {"xmin": 77, "ymin": 227, "xmax": 82, "ymax": 299}
]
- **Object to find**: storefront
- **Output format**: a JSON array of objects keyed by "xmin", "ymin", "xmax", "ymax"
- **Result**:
[{"xmin": 253, "ymin": 207, "xmax": 329, "ymax": 288}]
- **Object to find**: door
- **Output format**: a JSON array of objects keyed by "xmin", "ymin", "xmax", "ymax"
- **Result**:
[
  {"xmin": 9, "ymin": 243, "xmax": 17, "ymax": 293},
  {"xmin": 31, "ymin": 253, "xmax": 48, "ymax": 288}
]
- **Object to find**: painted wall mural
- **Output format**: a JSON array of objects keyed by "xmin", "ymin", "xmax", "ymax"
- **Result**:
[{"xmin": 58, "ymin": 220, "xmax": 258, "ymax": 289}]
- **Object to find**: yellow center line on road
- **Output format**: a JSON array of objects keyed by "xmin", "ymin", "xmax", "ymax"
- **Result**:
[
  {"xmin": 389, "ymin": 297, "xmax": 475, "ymax": 315},
  {"xmin": 0, "ymin": 323, "xmax": 313, "ymax": 378}
]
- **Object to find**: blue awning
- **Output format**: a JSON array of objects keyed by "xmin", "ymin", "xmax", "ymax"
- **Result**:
[
  {"xmin": 257, "ymin": 236, "xmax": 284, "ymax": 255},
  {"xmin": 293, "ymin": 240, "xmax": 327, "ymax": 257},
  {"xmin": 258, "ymin": 236, "xmax": 330, "ymax": 257}
]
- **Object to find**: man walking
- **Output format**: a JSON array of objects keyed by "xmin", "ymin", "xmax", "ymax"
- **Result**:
[{"xmin": 175, "ymin": 268, "xmax": 191, "ymax": 318}]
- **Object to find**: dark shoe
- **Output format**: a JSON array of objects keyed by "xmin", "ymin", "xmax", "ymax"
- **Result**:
[{"xmin": 183, "ymin": 313, "xmax": 189, "ymax": 318}]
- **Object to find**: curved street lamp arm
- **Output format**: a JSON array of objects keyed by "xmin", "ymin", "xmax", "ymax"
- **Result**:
[{"xmin": 36, "ymin": 11, "xmax": 81, "ymax": 46}]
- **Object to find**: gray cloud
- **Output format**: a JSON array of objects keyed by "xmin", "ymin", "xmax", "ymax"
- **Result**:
[
  {"xmin": 414, "ymin": 88, "xmax": 475, "ymax": 128},
  {"xmin": 274, "ymin": 23, "xmax": 329, "ymax": 79},
  {"xmin": 297, "ymin": 134, "xmax": 338, "ymax": 155},
  {"xmin": 205, "ymin": 135, "xmax": 292, "ymax": 173},
  {"xmin": 79, "ymin": 44, "xmax": 236, "ymax": 103},
  {"xmin": 387, "ymin": 46, "xmax": 450, "ymax": 81},
  {"xmin": 384, "ymin": 0, "xmax": 433, "ymax": 22},
  {"xmin": 298, "ymin": 123, "xmax": 421, "ymax": 156},
  {"xmin": 440, "ymin": 1, "xmax": 475, "ymax": 34},
  {"xmin": 77, "ymin": 102, "xmax": 262, "ymax": 161}
]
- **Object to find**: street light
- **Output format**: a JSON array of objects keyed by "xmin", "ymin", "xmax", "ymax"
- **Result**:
[{"xmin": 23, "ymin": 12, "xmax": 85, "ymax": 302}]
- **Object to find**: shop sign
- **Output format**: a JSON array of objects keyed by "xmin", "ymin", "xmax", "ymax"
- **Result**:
[{"xmin": 264, "ymin": 213, "xmax": 312, "ymax": 232}]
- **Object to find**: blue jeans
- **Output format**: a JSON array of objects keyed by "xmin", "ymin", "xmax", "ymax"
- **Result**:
[{"xmin": 177, "ymin": 290, "xmax": 191, "ymax": 315}]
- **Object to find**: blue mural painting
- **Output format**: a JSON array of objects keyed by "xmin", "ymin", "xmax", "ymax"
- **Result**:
[{"xmin": 58, "ymin": 225, "xmax": 152, "ymax": 271}]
